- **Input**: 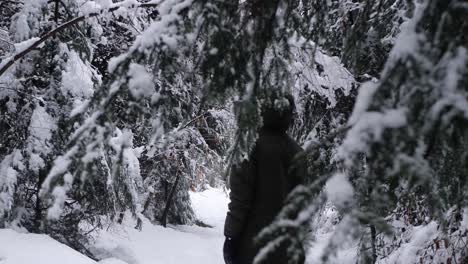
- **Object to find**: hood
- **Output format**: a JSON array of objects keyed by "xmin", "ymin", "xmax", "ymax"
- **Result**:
[{"xmin": 261, "ymin": 95, "xmax": 295, "ymax": 133}]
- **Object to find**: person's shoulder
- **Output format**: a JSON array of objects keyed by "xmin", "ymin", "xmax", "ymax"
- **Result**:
[
  {"xmin": 257, "ymin": 132, "xmax": 302, "ymax": 154},
  {"xmin": 286, "ymin": 135, "xmax": 303, "ymax": 153}
]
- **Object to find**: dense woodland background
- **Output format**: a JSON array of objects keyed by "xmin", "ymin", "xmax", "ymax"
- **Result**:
[{"xmin": 0, "ymin": 0, "xmax": 467, "ymax": 263}]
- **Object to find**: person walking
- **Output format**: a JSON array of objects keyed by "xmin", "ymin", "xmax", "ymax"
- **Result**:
[{"xmin": 223, "ymin": 95, "xmax": 305, "ymax": 264}]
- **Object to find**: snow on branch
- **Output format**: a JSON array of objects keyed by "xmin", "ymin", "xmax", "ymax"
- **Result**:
[{"xmin": 0, "ymin": 0, "xmax": 160, "ymax": 77}]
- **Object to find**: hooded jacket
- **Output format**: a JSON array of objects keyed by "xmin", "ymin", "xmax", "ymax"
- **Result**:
[{"xmin": 224, "ymin": 97, "xmax": 305, "ymax": 264}]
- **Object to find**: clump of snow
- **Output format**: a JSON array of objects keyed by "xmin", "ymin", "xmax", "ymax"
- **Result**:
[
  {"xmin": 385, "ymin": 222, "xmax": 438, "ymax": 263},
  {"xmin": 12, "ymin": 37, "xmax": 40, "ymax": 54},
  {"xmin": 79, "ymin": 1, "xmax": 103, "ymax": 15},
  {"xmin": 384, "ymin": 1, "xmax": 428, "ymax": 73},
  {"xmin": 107, "ymin": 53, "xmax": 127, "ymax": 73},
  {"xmin": 0, "ymin": 165, "xmax": 17, "ymax": 215},
  {"xmin": 60, "ymin": 45, "xmax": 97, "ymax": 105},
  {"xmin": 109, "ymin": 0, "xmax": 193, "ymax": 75},
  {"xmin": 70, "ymin": 100, "xmax": 91, "ymax": 117},
  {"xmin": 347, "ymin": 81, "xmax": 378, "ymax": 125},
  {"xmin": 40, "ymin": 146, "xmax": 78, "ymax": 195},
  {"xmin": 11, "ymin": 14, "xmax": 30, "ymax": 42},
  {"xmin": 338, "ymin": 108, "xmax": 407, "ymax": 165},
  {"xmin": 290, "ymin": 45, "xmax": 356, "ymax": 108},
  {"xmin": 47, "ymin": 173, "xmax": 74, "ymax": 220},
  {"xmin": 430, "ymin": 47, "xmax": 468, "ymax": 120},
  {"xmin": 443, "ymin": 47, "xmax": 467, "ymax": 92},
  {"xmin": 28, "ymin": 104, "xmax": 57, "ymax": 155},
  {"xmin": 10, "ymin": 0, "xmax": 48, "ymax": 42},
  {"xmin": 0, "ymin": 151, "xmax": 24, "ymax": 217},
  {"xmin": 96, "ymin": 0, "xmax": 113, "ymax": 9},
  {"xmin": 27, "ymin": 104, "xmax": 57, "ymax": 173},
  {"xmin": 77, "ymin": 0, "xmax": 146, "ymax": 16},
  {"xmin": 28, "ymin": 153, "xmax": 44, "ymax": 174},
  {"xmin": 108, "ymin": 128, "xmax": 143, "ymax": 211},
  {"xmin": 127, "ymin": 63, "xmax": 154, "ymax": 98},
  {"xmin": 461, "ymin": 208, "xmax": 468, "ymax": 230},
  {"xmin": 109, "ymin": 129, "xmax": 133, "ymax": 153},
  {"xmin": 325, "ymin": 173, "xmax": 354, "ymax": 209}
]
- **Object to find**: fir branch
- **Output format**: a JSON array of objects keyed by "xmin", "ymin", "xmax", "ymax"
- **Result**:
[{"xmin": 0, "ymin": 2, "xmax": 160, "ymax": 77}]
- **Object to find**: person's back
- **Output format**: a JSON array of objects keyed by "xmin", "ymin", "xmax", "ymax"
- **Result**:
[{"xmin": 224, "ymin": 96, "xmax": 305, "ymax": 264}]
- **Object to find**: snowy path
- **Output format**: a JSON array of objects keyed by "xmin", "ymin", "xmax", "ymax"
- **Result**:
[{"xmin": 92, "ymin": 187, "xmax": 230, "ymax": 264}]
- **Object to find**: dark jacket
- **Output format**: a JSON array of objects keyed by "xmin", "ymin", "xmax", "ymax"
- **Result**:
[{"xmin": 224, "ymin": 100, "xmax": 305, "ymax": 264}]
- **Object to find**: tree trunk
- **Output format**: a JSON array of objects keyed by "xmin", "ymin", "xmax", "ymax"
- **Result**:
[
  {"xmin": 370, "ymin": 224, "xmax": 377, "ymax": 263},
  {"xmin": 160, "ymin": 171, "xmax": 181, "ymax": 228},
  {"xmin": 33, "ymin": 166, "xmax": 49, "ymax": 232},
  {"xmin": 54, "ymin": 0, "xmax": 60, "ymax": 23}
]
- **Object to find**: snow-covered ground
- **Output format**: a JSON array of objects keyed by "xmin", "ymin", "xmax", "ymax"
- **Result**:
[
  {"xmin": 90, "ymin": 187, "xmax": 230, "ymax": 264},
  {"xmin": 0, "ymin": 229, "xmax": 96, "ymax": 264},
  {"xmin": 2, "ymin": 187, "xmax": 347, "ymax": 264},
  {"xmin": 0, "ymin": 187, "xmax": 230, "ymax": 264},
  {"xmin": 2, "ymin": 187, "xmax": 465, "ymax": 264}
]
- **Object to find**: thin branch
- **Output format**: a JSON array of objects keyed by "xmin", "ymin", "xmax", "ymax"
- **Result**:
[
  {"xmin": 0, "ymin": 2, "xmax": 159, "ymax": 77},
  {"xmin": 302, "ymin": 125, "xmax": 350, "ymax": 152},
  {"xmin": 180, "ymin": 112, "xmax": 207, "ymax": 130}
]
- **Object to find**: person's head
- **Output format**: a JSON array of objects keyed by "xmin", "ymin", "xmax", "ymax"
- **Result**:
[{"xmin": 261, "ymin": 94, "xmax": 295, "ymax": 132}]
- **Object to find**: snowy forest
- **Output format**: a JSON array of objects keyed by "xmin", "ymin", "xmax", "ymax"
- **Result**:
[{"xmin": 0, "ymin": 0, "xmax": 467, "ymax": 263}]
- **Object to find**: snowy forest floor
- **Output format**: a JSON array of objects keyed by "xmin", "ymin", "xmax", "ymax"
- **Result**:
[
  {"xmin": 0, "ymin": 187, "xmax": 229, "ymax": 264},
  {"xmin": 90, "ymin": 187, "xmax": 231, "ymax": 264},
  {"xmin": 0, "ymin": 187, "xmax": 341, "ymax": 264},
  {"xmin": 2, "ymin": 187, "xmax": 459, "ymax": 264}
]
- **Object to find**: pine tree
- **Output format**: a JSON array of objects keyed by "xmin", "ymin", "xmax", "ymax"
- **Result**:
[
  {"xmin": 1, "ymin": 0, "xmax": 115, "ymax": 254},
  {"xmin": 257, "ymin": 0, "xmax": 468, "ymax": 263}
]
